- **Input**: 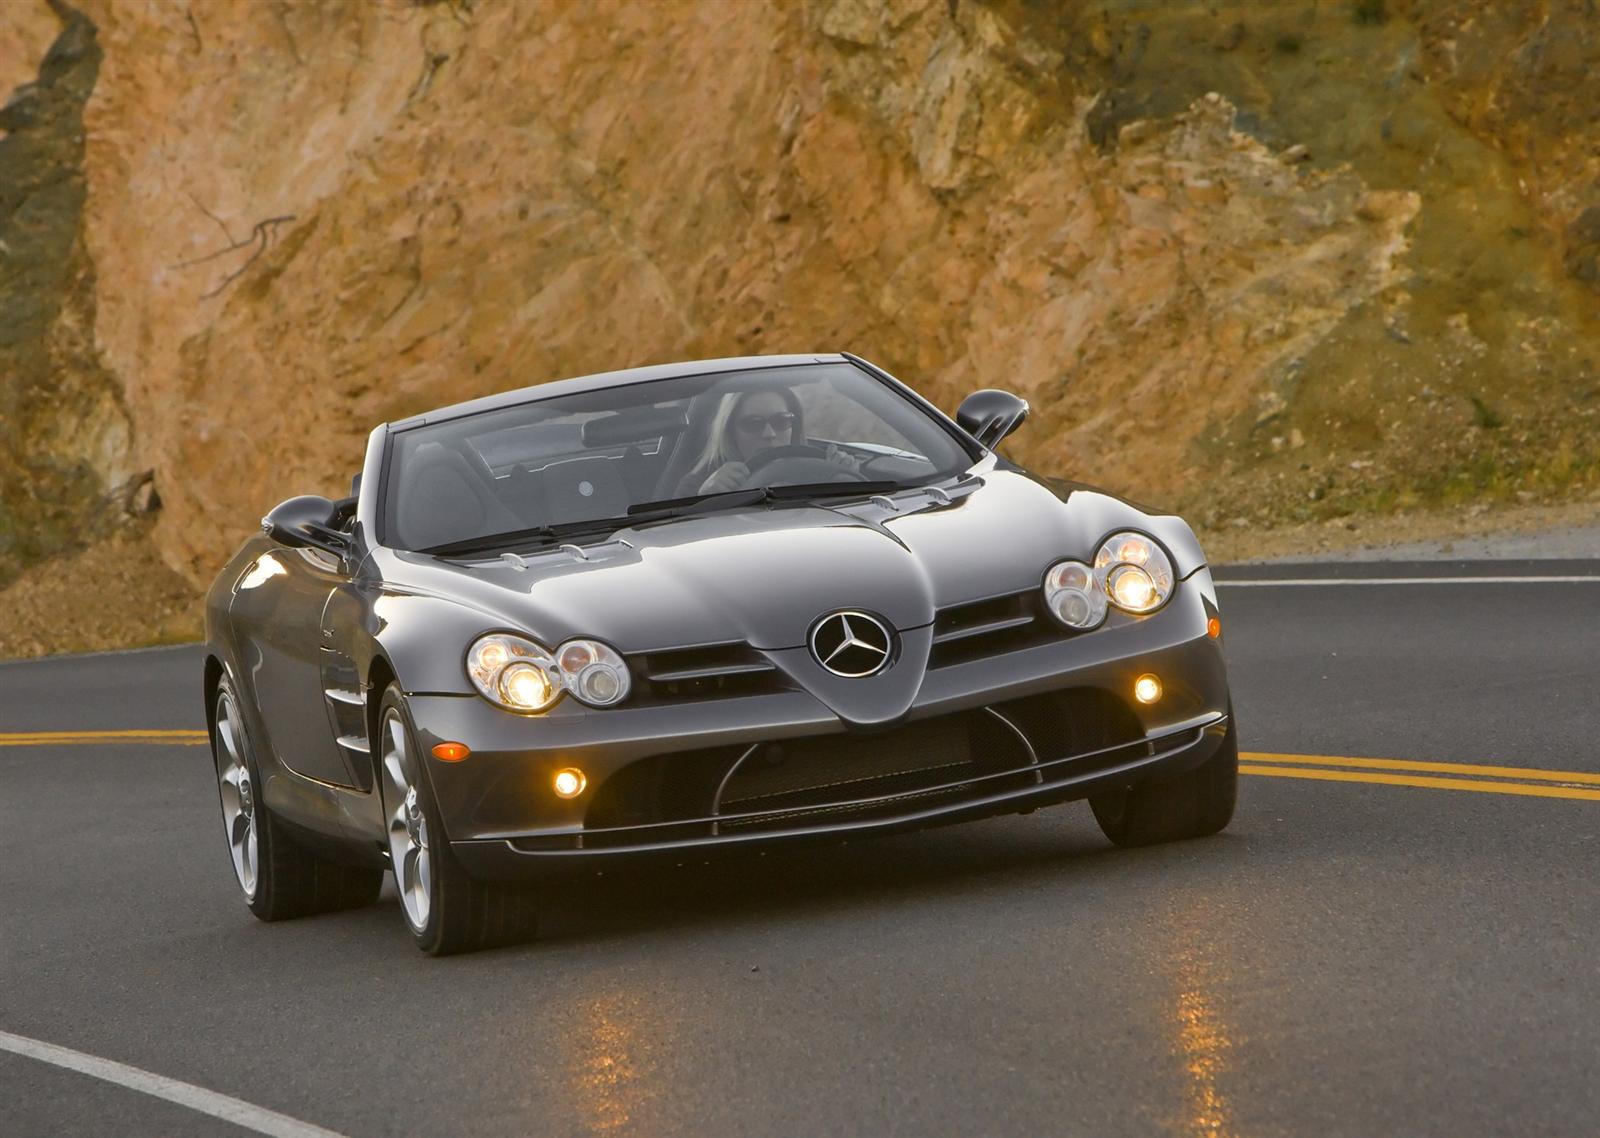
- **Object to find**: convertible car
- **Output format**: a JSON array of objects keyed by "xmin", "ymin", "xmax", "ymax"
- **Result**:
[{"xmin": 204, "ymin": 353, "xmax": 1236, "ymax": 954}]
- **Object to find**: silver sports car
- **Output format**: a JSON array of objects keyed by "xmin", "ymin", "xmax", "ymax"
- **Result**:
[{"xmin": 204, "ymin": 353, "xmax": 1236, "ymax": 954}]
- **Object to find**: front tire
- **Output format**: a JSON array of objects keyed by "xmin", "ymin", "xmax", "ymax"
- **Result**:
[
  {"xmin": 211, "ymin": 679, "xmax": 382, "ymax": 921},
  {"xmin": 377, "ymin": 685, "xmax": 539, "ymax": 955},
  {"xmin": 1090, "ymin": 713, "xmax": 1238, "ymax": 848}
]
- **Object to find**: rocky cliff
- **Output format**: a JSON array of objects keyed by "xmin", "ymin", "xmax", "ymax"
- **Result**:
[{"xmin": 0, "ymin": 0, "xmax": 1596, "ymax": 655}]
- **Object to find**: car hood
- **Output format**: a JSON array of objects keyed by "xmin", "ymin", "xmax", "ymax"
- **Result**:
[{"xmin": 376, "ymin": 469, "xmax": 1203, "ymax": 656}]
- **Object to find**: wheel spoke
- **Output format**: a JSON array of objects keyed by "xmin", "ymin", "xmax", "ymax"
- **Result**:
[
  {"xmin": 400, "ymin": 844, "xmax": 418, "ymax": 898},
  {"xmin": 240, "ymin": 827, "xmax": 257, "ymax": 889},
  {"xmin": 387, "ymin": 718, "xmax": 407, "ymax": 765},
  {"xmin": 415, "ymin": 845, "xmax": 431, "ymax": 905},
  {"xmin": 382, "ymin": 752, "xmax": 407, "ymax": 797}
]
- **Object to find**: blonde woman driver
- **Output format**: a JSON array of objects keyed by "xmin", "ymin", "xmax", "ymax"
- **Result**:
[{"xmin": 679, "ymin": 386, "xmax": 860, "ymax": 496}]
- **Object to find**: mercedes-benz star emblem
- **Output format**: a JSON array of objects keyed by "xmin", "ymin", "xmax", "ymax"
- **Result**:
[{"xmin": 810, "ymin": 611, "xmax": 894, "ymax": 678}]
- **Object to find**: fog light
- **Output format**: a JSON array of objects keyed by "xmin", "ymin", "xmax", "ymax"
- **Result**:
[
  {"xmin": 1134, "ymin": 673, "xmax": 1162, "ymax": 704},
  {"xmin": 431, "ymin": 741, "xmax": 471, "ymax": 762},
  {"xmin": 553, "ymin": 767, "xmax": 587, "ymax": 798}
]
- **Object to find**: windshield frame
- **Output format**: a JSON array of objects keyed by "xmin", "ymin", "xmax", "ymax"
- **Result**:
[{"xmin": 373, "ymin": 358, "xmax": 983, "ymax": 552}]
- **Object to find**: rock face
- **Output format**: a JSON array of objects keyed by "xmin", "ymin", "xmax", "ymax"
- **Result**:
[
  {"xmin": 0, "ymin": 0, "xmax": 133, "ymax": 581},
  {"xmin": 1402, "ymin": 0, "xmax": 1600, "ymax": 291},
  {"xmin": 0, "ymin": 0, "xmax": 1595, "ymax": 622}
]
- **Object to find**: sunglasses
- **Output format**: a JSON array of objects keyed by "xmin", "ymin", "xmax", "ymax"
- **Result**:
[{"xmin": 735, "ymin": 412, "xmax": 796, "ymax": 434}]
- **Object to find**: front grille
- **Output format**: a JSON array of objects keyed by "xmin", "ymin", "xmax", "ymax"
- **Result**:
[
  {"xmin": 928, "ymin": 591, "xmax": 1052, "ymax": 667},
  {"xmin": 565, "ymin": 687, "xmax": 1151, "ymax": 850},
  {"xmin": 628, "ymin": 643, "xmax": 788, "ymax": 703},
  {"xmin": 715, "ymin": 713, "xmax": 1020, "ymax": 817},
  {"xmin": 583, "ymin": 743, "xmax": 742, "ymax": 832},
  {"xmin": 987, "ymin": 688, "xmax": 1144, "ymax": 763}
]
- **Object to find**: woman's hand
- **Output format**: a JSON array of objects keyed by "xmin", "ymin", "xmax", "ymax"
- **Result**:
[
  {"xmin": 699, "ymin": 462, "xmax": 750, "ymax": 494},
  {"xmin": 823, "ymin": 446, "xmax": 863, "ymax": 477}
]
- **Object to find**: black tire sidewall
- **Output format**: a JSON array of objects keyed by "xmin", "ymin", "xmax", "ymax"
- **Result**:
[{"xmin": 1091, "ymin": 712, "xmax": 1239, "ymax": 847}]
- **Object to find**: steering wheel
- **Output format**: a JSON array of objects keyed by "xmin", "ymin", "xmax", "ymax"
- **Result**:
[{"xmin": 742, "ymin": 444, "xmax": 863, "ymax": 487}]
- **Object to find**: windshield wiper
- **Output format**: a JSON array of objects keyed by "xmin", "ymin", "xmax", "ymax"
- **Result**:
[
  {"xmin": 420, "ymin": 525, "xmax": 561, "ymax": 556},
  {"xmin": 625, "ymin": 481, "xmax": 909, "ymax": 518},
  {"xmin": 422, "ymin": 481, "xmax": 920, "ymax": 556},
  {"xmin": 625, "ymin": 487, "xmax": 775, "ymax": 516},
  {"xmin": 420, "ymin": 512, "xmax": 645, "ymax": 557},
  {"xmin": 763, "ymin": 480, "xmax": 908, "ymax": 500}
]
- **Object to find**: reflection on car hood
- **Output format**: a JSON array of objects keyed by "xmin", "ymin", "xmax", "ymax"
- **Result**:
[{"xmin": 379, "ymin": 470, "xmax": 1202, "ymax": 655}]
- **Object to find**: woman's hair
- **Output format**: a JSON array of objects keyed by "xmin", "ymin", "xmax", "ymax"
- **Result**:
[{"xmin": 689, "ymin": 384, "xmax": 805, "ymax": 481}]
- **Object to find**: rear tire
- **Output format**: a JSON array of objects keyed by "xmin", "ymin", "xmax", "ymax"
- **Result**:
[
  {"xmin": 211, "ymin": 678, "xmax": 382, "ymax": 921},
  {"xmin": 377, "ymin": 685, "xmax": 539, "ymax": 956},
  {"xmin": 1090, "ymin": 713, "xmax": 1238, "ymax": 848}
]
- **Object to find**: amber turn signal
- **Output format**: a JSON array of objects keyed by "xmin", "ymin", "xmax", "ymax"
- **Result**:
[
  {"xmin": 431, "ymin": 741, "xmax": 471, "ymax": 762},
  {"xmin": 1207, "ymin": 616, "xmax": 1222, "ymax": 639}
]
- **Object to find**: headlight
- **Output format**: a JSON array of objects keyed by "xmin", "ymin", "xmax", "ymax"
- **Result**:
[
  {"xmin": 553, "ymin": 638, "xmax": 631, "ymax": 707},
  {"xmin": 468, "ymin": 634, "xmax": 562, "ymax": 712},
  {"xmin": 466, "ymin": 633, "xmax": 631, "ymax": 713},
  {"xmin": 1094, "ymin": 531, "xmax": 1174, "ymax": 614},
  {"xmin": 1043, "ymin": 559, "xmax": 1107, "ymax": 629}
]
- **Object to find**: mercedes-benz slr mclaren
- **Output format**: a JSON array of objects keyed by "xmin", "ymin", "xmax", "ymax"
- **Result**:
[{"xmin": 204, "ymin": 353, "xmax": 1236, "ymax": 954}]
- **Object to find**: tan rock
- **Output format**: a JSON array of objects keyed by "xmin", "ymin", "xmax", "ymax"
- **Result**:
[{"xmin": 6, "ymin": 0, "xmax": 1591, "ymax": 624}]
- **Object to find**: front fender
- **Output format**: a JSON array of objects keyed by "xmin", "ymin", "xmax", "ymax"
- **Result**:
[
  {"xmin": 1027, "ymin": 471, "xmax": 1208, "ymax": 579},
  {"xmin": 371, "ymin": 588, "xmax": 516, "ymax": 695}
]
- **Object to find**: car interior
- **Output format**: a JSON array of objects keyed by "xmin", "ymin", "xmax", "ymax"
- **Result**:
[{"xmin": 384, "ymin": 373, "xmax": 951, "ymax": 552}]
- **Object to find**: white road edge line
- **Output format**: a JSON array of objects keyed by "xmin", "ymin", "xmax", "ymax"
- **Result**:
[
  {"xmin": 0, "ymin": 1030, "xmax": 346, "ymax": 1138},
  {"xmin": 1216, "ymin": 576, "xmax": 1600, "ymax": 587}
]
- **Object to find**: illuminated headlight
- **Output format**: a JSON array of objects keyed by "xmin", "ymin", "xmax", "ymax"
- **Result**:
[
  {"xmin": 1094, "ymin": 532, "xmax": 1174, "ymax": 614},
  {"xmin": 1043, "ymin": 559, "xmax": 1107, "ymax": 629},
  {"xmin": 465, "ymin": 633, "xmax": 631, "ymax": 713},
  {"xmin": 467, "ymin": 634, "xmax": 562, "ymax": 712},
  {"xmin": 554, "ymin": 638, "xmax": 631, "ymax": 707}
]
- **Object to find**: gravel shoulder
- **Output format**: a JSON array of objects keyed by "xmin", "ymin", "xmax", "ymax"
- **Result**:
[{"xmin": 1201, "ymin": 494, "xmax": 1600, "ymax": 564}]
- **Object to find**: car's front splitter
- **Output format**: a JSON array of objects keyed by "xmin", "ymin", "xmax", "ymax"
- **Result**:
[{"xmin": 449, "ymin": 711, "xmax": 1230, "ymax": 878}]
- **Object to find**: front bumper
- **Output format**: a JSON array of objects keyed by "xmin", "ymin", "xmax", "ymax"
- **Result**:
[{"xmin": 408, "ymin": 571, "xmax": 1230, "ymax": 877}]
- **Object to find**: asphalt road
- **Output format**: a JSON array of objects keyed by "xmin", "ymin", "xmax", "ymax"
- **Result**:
[{"xmin": 2, "ymin": 560, "xmax": 1598, "ymax": 1137}]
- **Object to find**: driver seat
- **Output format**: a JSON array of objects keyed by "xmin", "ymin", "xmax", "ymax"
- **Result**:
[{"xmin": 652, "ymin": 390, "xmax": 725, "ymax": 499}]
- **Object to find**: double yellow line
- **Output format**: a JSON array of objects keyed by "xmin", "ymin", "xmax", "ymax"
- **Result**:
[
  {"xmin": 0, "ymin": 729, "xmax": 209, "ymax": 747},
  {"xmin": 1242, "ymin": 752, "xmax": 1600, "ymax": 803}
]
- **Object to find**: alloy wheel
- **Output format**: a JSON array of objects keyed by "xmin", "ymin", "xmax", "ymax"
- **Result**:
[
  {"xmin": 213, "ymin": 689, "xmax": 259, "ymax": 900},
  {"xmin": 381, "ymin": 709, "xmax": 432, "ymax": 932}
]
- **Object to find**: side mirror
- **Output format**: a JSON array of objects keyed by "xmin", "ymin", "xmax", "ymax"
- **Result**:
[
  {"xmin": 956, "ymin": 389, "xmax": 1029, "ymax": 450},
  {"xmin": 262, "ymin": 495, "xmax": 349, "ymax": 557}
]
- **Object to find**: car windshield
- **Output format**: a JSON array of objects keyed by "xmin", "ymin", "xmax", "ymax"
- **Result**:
[{"xmin": 382, "ymin": 362, "xmax": 977, "ymax": 553}]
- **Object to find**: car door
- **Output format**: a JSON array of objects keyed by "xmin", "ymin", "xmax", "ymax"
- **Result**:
[{"xmin": 229, "ymin": 543, "xmax": 360, "ymax": 787}]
